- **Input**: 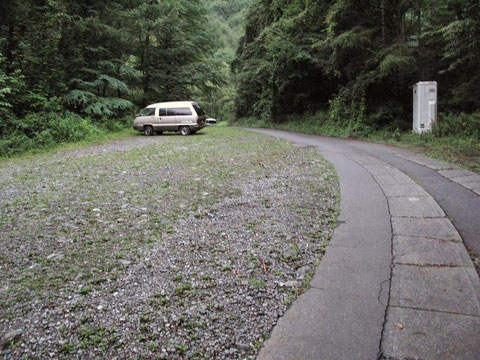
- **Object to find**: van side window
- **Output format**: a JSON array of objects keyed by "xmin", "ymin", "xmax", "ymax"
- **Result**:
[
  {"xmin": 158, "ymin": 108, "xmax": 167, "ymax": 116},
  {"xmin": 175, "ymin": 107, "xmax": 193, "ymax": 116},
  {"xmin": 166, "ymin": 108, "xmax": 193, "ymax": 116},
  {"xmin": 139, "ymin": 107, "xmax": 155, "ymax": 117}
]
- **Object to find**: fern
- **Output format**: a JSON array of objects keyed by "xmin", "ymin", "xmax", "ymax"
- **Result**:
[
  {"xmin": 119, "ymin": 64, "xmax": 142, "ymax": 80},
  {"xmin": 83, "ymin": 98, "xmax": 133, "ymax": 116},
  {"xmin": 70, "ymin": 79, "xmax": 97, "ymax": 91},
  {"xmin": 378, "ymin": 54, "xmax": 415, "ymax": 77},
  {"xmin": 64, "ymin": 90, "xmax": 96, "ymax": 107},
  {"xmin": 96, "ymin": 75, "xmax": 130, "ymax": 94},
  {"xmin": 65, "ymin": 89, "xmax": 133, "ymax": 117}
]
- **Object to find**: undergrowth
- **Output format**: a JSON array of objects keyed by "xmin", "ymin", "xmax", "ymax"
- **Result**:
[
  {"xmin": 233, "ymin": 112, "xmax": 480, "ymax": 173},
  {"xmin": 0, "ymin": 111, "xmax": 134, "ymax": 158}
]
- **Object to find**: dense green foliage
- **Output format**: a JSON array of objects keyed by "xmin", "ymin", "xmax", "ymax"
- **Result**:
[
  {"xmin": 233, "ymin": 0, "xmax": 480, "ymax": 130},
  {"xmin": 0, "ymin": 113, "xmax": 132, "ymax": 157},
  {"xmin": 0, "ymin": 0, "xmax": 243, "ymax": 155},
  {"xmin": 0, "ymin": 0, "xmax": 224, "ymax": 115},
  {"xmin": 198, "ymin": 0, "xmax": 252, "ymax": 121}
]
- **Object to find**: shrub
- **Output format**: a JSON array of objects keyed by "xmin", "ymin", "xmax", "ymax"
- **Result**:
[
  {"xmin": 0, "ymin": 133, "xmax": 35, "ymax": 156},
  {"xmin": 433, "ymin": 113, "xmax": 480, "ymax": 139},
  {"xmin": 0, "ymin": 111, "xmax": 130, "ymax": 157}
]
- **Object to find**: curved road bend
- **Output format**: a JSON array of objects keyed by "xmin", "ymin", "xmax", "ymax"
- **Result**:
[{"xmin": 245, "ymin": 129, "xmax": 480, "ymax": 360}]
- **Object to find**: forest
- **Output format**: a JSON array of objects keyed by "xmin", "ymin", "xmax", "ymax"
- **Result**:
[
  {"xmin": 0, "ymin": 0, "xmax": 479, "ymax": 155},
  {"xmin": 233, "ymin": 0, "xmax": 480, "ymax": 133},
  {"xmin": 0, "ymin": 0, "xmax": 250, "ymax": 155}
]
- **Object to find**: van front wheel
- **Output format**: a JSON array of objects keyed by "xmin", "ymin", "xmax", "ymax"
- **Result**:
[
  {"xmin": 144, "ymin": 126, "xmax": 154, "ymax": 136},
  {"xmin": 179, "ymin": 126, "xmax": 191, "ymax": 136}
]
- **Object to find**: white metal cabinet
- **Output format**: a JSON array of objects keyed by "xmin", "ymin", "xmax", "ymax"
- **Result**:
[{"xmin": 413, "ymin": 81, "xmax": 438, "ymax": 134}]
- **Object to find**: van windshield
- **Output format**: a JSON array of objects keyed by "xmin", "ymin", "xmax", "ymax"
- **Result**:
[
  {"xmin": 138, "ymin": 107, "xmax": 155, "ymax": 117},
  {"xmin": 192, "ymin": 104, "xmax": 205, "ymax": 116}
]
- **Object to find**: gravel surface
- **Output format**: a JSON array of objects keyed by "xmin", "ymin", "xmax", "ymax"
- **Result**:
[{"xmin": 0, "ymin": 127, "xmax": 339, "ymax": 359}]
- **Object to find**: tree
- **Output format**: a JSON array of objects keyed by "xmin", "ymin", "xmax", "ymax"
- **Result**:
[
  {"xmin": 62, "ymin": 0, "xmax": 137, "ymax": 117},
  {"xmin": 233, "ymin": 0, "xmax": 336, "ymax": 121},
  {"xmin": 0, "ymin": 52, "xmax": 25, "ymax": 135},
  {"xmin": 436, "ymin": 0, "xmax": 480, "ymax": 112},
  {"xmin": 233, "ymin": 0, "xmax": 480, "ymax": 128},
  {"xmin": 131, "ymin": 0, "xmax": 223, "ymax": 107}
]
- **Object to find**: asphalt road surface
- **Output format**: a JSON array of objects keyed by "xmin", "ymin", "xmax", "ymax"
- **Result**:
[{"xmin": 246, "ymin": 128, "xmax": 480, "ymax": 360}]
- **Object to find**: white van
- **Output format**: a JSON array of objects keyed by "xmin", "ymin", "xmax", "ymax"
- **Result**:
[{"xmin": 133, "ymin": 101, "xmax": 206, "ymax": 136}]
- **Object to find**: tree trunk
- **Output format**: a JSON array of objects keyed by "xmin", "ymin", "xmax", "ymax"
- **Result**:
[
  {"xmin": 142, "ymin": 29, "xmax": 151, "ymax": 107},
  {"xmin": 5, "ymin": 24, "xmax": 16, "ymax": 73}
]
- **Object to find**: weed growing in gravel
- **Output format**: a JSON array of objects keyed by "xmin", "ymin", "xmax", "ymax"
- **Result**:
[
  {"xmin": 148, "ymin": 341, "xmax": 157, "ymax": 352},
  {"xmin": 139, "ymin": 313, "xmax": 153, "ymax": 324},
  {"xmin": 149, "ymin": 293, "xmax": 169, "ymax": 307},
  {"xmin": 221, "ymin": 264, "xmax": 232, "ymax": 272},
  {"xmin": 79, "ymin": 326, "xmax": 116, "ymax": 349},
  {"xmin": 314, "ymin": 240, "xmax": 329, "ymax": 255},
  {"xmin": 60, "ymin": 342, "xmax": 75, "ymax": 355},
  {"xmin": 471, "ymin": 252, "xmax": 480, "ymax": 277},
  {"xmin": 176, "ymin": 342, "xmax": 188, "ymax": 354},
  {"xmin": 248, "ymin": 278, "xmax": 266, "ymax": 288},
  {"xmin": 283, "ymin": 289, "xmax": 298, "ymax": 305},
  {"xmin": 79, "ymin": 286, "xmax": 92, "ymax": 295},
  {"xmin": 175, "ymin": 282, "xmax": 192, "ymax": 297},
  {"xmin": 300, "ymin": 270, "xmax": 315, "ymax": 294}
]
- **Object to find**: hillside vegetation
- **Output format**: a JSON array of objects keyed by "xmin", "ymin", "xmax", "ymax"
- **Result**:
[
  {"xmin": 198, "ymin": 0, "xmax": 252, "ymax": 120},
  {"xmin": 233, "ymin": 0, "xmax": 480, "ymax": 135},
  {"xmin": 0, "ymin": 0, "xmax": 251, "ymax": 156}
]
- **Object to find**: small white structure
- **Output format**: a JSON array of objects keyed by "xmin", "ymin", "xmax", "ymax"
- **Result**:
[{"xmin": 413, "ymin": 81, "xmax": 437, "ymax": 134}]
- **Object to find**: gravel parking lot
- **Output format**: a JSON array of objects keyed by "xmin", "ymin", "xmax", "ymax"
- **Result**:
[{"xmin": 0, "ymin": 127, "xmax": 339, "ymax": 359}]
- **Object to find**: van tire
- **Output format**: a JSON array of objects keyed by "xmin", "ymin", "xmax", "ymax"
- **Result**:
[
  {"xmin": 179, "ymin": 126, "xmax": 191, "ymax": 136},
  {"xmin": 144, "ymin": 126, "xmax": 153, "ymax": 136}
]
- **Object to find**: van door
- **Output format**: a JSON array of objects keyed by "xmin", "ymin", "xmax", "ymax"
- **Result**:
[
  {"xmin": 155, "ymin": 107, "xmax": 168, "ymax": 131},
  {"xmin": 162, "ymin": 108, "xmax": 177, "ymax": 131},
  {"xmin": 137, "ymin": 107, "xmax": 156, "ymax": 127}
]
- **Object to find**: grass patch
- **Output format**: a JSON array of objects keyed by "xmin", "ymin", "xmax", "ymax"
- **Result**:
[
  {"xmin": 471, "ymin": 251, "xmax": 480, "ymax": 277},
  {"xmin": 175, "ymin": 282, "xmax": 192, "ymax": 297},
  {"xmin": 233, "ymin": 113, "xmax": 480, "ymax": 173},
  {"xmin": 78, "ymin": 325, "xmax": 117, "ymax": 350}
]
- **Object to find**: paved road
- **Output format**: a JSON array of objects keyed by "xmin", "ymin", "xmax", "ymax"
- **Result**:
[{"xmin": 246, "ymin": 129, "xmax": 480, "ymax": 360}]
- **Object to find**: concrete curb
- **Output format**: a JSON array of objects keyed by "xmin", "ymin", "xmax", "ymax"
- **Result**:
[{"xmin": 352, "ymin": 154, "xmax": 480, "ymax": 359}]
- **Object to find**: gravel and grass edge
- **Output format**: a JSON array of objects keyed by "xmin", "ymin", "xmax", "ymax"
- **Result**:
[{"xmin": 0, "ymin": 127, "xmax": 340, "ymax": 359}]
